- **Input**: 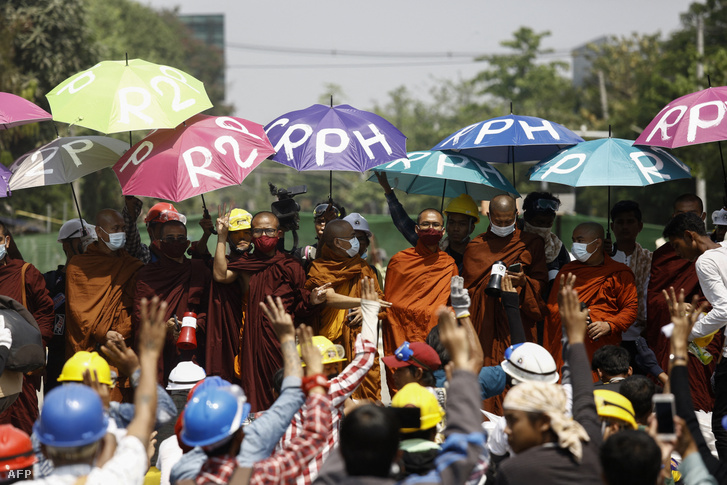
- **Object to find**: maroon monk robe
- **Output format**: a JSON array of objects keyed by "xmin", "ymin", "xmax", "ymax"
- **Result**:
[
  {"xmin": 133, "ymin": 256, "xmax": 211, "ymax": 387},
  {"xmin": 0, "ymin": 258, "xmax": 54, "ymax": 435},
  {"xmin": 229, "ymin": 250, "xmax": 316, "ymax": 411},
  {"xmin": 647, "ymin": 243, "xmax": 722, "ymax": 411},
  {"xmin": 205, "ymin": 277, "xmax": 244, "ymax": 384}
]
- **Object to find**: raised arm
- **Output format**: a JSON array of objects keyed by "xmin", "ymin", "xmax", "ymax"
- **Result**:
[
  {"xmin": 500, "ymin": 274, "xmax": 527, "ymax": 345},
  {"xmin": 375, "ymin": 172, "xmax": 418, "ymax": 246},
  {"xmin": 213, "ymin": 205, "xmax": 239, "ymax": 284},
  {"xmin": 450, "ymin": 275, "xmax": 484, "ymax": 368}
]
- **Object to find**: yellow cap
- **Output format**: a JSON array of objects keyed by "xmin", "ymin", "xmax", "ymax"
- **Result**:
[
  {"xmin": 298, "ymin": 335, "xmax": 346, "ymax": 366},
  {"xmin": 392, "ymin": 382, "xmax": 444, "ymax": 433},
  {"xmin": 57, "ymin": 351, "xmax": 113, "ymax": 386},
  {"xmin": 594, "ymin": 389, "xmax": 637, "ymax": 429},
  {"xmin": 444, "ymin": 194, "xmax": 480, "ymax": 223},
  {"xmin": 229, "ymin": 209, "xmax": 252, "ymax": 232}
]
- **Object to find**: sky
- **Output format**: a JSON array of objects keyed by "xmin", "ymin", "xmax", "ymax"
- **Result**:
[{"xmin": 140, "ymin": 0, "xmax": 694, "ymax": 127}]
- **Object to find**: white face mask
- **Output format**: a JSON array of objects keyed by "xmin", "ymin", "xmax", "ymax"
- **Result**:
[
  {"xmin": 343, "ymin": 236, "xmax": 360, "ymax": 258},
  {"xmin": 571, "ymin": 240, "xmax": 597, "ymax": 262},
  {"xmin": 490, "ymin": 222, "xmax": 516, "ymax": 238},
  {"xmin": 102, "ymin": 232, "xmax": 126, "ymax": 251},
  {"xmin": 0, "ymin": 243, "xmax": 6, "ymax": 261}
]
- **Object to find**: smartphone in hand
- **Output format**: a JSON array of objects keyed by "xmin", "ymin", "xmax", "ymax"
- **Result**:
[
  {"xmin": 507, "ymin": 263, "xmax": 522, "ymax": 273},
  {"xmin": 653, "ymin": 394, "xmax": 676, "ymax": 441}
]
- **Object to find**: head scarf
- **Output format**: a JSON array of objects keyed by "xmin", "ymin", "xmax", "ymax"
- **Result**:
[
  {"xmin": 523, "ymin": 222, "xmax": 562, "ymax": 263},
  {"xmin": 503, "ymin": 381, "xmax": 590, "ymax": 463}
]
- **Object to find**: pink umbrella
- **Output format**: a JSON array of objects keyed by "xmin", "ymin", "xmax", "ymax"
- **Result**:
[
  {"xmin": 112, "ymin": 114, "xmax": 275, "ymax": 202},
  {"xmin": 0, "ymin": 92, "xmax": 52, "ymax": 129}
]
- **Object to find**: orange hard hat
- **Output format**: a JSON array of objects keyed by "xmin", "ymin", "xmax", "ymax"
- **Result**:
[{"xmin": 144, "ymin": 202, "xmax": 185, "ymax": 225}]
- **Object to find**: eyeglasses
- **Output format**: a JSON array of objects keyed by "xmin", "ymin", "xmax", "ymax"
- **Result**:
[
  {"xmin": 535, "ymin": 199, "xmax": 560, "ymax": 211},
  {"xmin": 417, "ymin": 222, "xmax": 443, "ymax": 229},
  {"xmin": 393, "ymin": 341, "xmax": 431, "ymax": 371},
  {"xmin": 313, "ymin": 203, "xmax": 341, "ymax": 218},
  {"xmin": 252, "ymin": 228, "xmax": 278, "ymax": 237},
  {"xmin": 161, "ymin": 235, "xmax": 187, "ymax": 243}
]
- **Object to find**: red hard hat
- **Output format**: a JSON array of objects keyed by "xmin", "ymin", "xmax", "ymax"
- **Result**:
[
  {"xmin": 144, "ymin": 202, "xmax": 180, "ymax": 224},
  {"xmin": 0, "ymin": 424, "xmax": 36, "ymax": 472}
]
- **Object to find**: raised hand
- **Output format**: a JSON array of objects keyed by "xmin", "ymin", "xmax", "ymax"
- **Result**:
[
  {"xmin": 310, "ymin": 282, "xmax": 332, "ymax": 305},
  {"xmin": 297, "ymin": 324, "xmax": 323, "ymax": 376},
  {"xmin": 437, "ymin": 306, "xmax": 479, "ymax": 373},
  {"xmin": 260, "ymin": 295, "xmax": 295, "ymax": 342},
  {"xmin": 83, "ymin": 369, "xmax": 111, "ymax": 409},
  {"xmin": 100, "ymin": 338, "xmax": 139, "ymax": 377},
  {"xmin": 361, "ymin": 276, "xmax": 377, "ymax": 302},
  {"xmin": 557, "ymin": 273, "xmax": 588, "ymax": 344},
  {"xmin": 216, "ymin": 203, "xmax": 231, "ymax": 237},
  {"xmin": 450, "ymin": 275, "xmax": 471, "ymax": 318},
  {"xmin": 138, "ymin": 296, "xmax": 168, "ymax": 357},
  {"xmin": 663, "ymin": 287, "xmax": 706, "ymax": 345}
]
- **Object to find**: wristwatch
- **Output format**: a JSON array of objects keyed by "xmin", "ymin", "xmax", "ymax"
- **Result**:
[{"xmin": 669, "ymin": 353, "xmax": 688, "ymax": 364}]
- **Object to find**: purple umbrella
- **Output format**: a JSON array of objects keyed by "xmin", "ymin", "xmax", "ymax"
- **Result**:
[
  {"xmin": 0, "ymin": 92, "xmax": 52, "ymax": 130},
  {"xmin": 264, "ymin": 103, "xmax": 407, "ymax": 196}
]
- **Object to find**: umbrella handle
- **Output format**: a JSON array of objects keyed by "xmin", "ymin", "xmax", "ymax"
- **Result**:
[{"xmin": 200, "ymin": 194, "xmax": 217, "ymax": 235}]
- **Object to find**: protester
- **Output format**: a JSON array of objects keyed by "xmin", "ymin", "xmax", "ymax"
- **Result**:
[
  {"xmin": 382, "ymin": 341, "xmax": 441, "ymax": 392},
  {"xmin": 618, "ymin": 375, "xmax": 656, "ymax": 426},
  {"xmin": 0, "ymin": 424, "xmax": 36, "ymax": 483},
  {"xmin": 592, "ymin": 345, "xmax": 632, "ymax": 390},
  {"xmin": 711, "ymin": 208, "xmax": 727, "ymax": 243},
  {"xmin": 305, "ymin": 220, "xmax": 385, "ymax": 400},
  {"xmin": 342, "ymin": 212, "xmax": 383, "ymax": 283},
  {"xmin": 297, "ymin": 200, "xmax": 346, "ymax": 268},
  {"xmin": 0, "ymin": 222, "xmax": 54, "ymax": 435},
  {"xmin": 543, "ymin": 222, "xmax": 638, "ymax": 371},
  {"xmin": 133, "ymin": 217, "xmax": 211, "ymax": 387},
  {"xmin": 594, "ymin": 388, "xmax": 638, "ymax": 439},
  {"xmin": 521, "ymin": 192, "xmax": 569, "ymax": 289},
  {"xmin": 663, "ymin": 211, "xmax": 727, "ymax": 459},
  {"xmin": 599, "ymin": 430, "xmax": 662, "ymax": 485}
]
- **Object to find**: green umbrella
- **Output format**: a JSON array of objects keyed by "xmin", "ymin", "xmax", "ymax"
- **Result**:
[{"xmin": 46, "ymin": 58, "xmax": 212, "ymax": 134}]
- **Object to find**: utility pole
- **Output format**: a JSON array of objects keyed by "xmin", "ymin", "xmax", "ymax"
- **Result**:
[{"xmin": 598, "ymin": 70, "xmax": 609, "ymax": 120}]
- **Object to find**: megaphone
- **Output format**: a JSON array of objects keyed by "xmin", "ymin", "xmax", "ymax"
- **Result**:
[{"xmin": 176, "ymin": 312, "xmax": 197, "ymax": 350}]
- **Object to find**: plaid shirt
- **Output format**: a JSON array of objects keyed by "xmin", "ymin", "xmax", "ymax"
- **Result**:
[
  {"xmin": 278, "ymin": 334, "xmax": 376, "ymax": 485},
  {"xmin": 122, "ymin": 197, "xmax": 151, "ymax": 263},
  {"xmin": 250, "ymin": 391, "xmax": 332, "ymax": 485},
  {"xmin": 195, "ymin": 456, "xmax": 237, "ymax": 485}
]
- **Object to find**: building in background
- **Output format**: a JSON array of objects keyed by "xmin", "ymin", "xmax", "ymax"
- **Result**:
[{"xmin": 179, "ymin": 14, "xmax": 225, "ymax": 99}]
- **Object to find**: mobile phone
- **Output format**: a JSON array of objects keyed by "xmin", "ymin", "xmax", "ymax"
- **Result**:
[
  {"xmin": 653, "ymin": 393, "xmax": 676, "ymax": 440},
  {"xmin": 507, "ymin": 263, "xmax": 522, "ymax": 273}
]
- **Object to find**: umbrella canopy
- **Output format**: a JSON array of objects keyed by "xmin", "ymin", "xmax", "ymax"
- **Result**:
[
  {"xmin": 0, "ymin": 164, "xmax": 12, "ymax": 197},
  {"xmin": 8, "ymin": 136, "xmax": 128, "ymax": 191},
  {"xmin": 264, "ymin": 104, "xmax": 407, "ymax": 172},
  {"xmin": 528, "ymin": 138, "xmax": 692, "ymax": 187},
  {"xmin": 113, "ymin": 114, "xmax": 275, "ymax": 202},
  {"xmin": 367, "ymin": 150, "xmax": 519, "ymax": 199},
  {"xmin": 46, "ymin": 58, "xmax": 212, "ymax": 134},
  {"xmin": 0, "ymin": 93, "xmax": 52, "ymax": 130},
  {"xmin": 432, "ymin": 114, "xmax": 584, "ymax": 163}
]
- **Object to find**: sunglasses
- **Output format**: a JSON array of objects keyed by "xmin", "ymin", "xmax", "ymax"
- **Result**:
[{"xmin": 535, "ymin": 199, "xmax": 560, "ymax": 211}]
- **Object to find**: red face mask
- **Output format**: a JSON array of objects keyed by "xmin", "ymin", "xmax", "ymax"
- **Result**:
[
  {"xmin": 418, "ymin": 228, "xmax": 443, "ymax": 246},
  {"xmin": 253, "ymin": 235, "xmax": 279, "ymax": 253},
  {"xmin": 160, "ymin": 239, "xmax": 190, "ymax": 259}
]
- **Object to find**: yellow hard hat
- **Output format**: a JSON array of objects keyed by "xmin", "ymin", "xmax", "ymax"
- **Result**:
[
  {"xmin": 229, "ymin": 209, "xmax": 252, "ymax": 232},
  {"xmin": 594, "ymin": 389, "xmax": 637, "ymax": 429},
  {"xmin": 391, "ymin": 382, "xmax": 445, "ymax": 433},
  {"xmin": 57, "ymin": 351, "xmax": 113, "ymax": 386},
  {"xmin": 444, "ymin": 194, "xmax": 480, "ymax": 223},
  {"xmin": 298, "ymin": 336, "xmax": 346, "ymax": 365},
  {"xmin": 694, "ymin": 329, "xmax": 719, "ymax": 348}
]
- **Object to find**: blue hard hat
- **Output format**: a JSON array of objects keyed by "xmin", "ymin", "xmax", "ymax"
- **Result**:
[
  {"xmin": 33, "ymin": 384, "xmax": 108, "ymax": 447},
  {"xmin": 181, "ymin": 385, "xmax": 250, "ymax": 448}
]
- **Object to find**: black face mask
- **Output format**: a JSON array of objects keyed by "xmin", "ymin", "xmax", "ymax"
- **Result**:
[{"xmin": 159, "ymin": 239, "xmax": 190, "ymax": 259}]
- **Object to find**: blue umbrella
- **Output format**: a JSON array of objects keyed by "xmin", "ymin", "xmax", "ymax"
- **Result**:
[{"xmin": 368, "ymin": 150, "xmax": 519, "ymax": 209}]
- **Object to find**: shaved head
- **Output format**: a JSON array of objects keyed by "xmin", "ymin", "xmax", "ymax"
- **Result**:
[
  {"xmin": 574, "ymin": 222, "xmax": 605, "ymax": 240},
  {"xmin": 490, "ymin": 195, "xmax": 517, "ymax": 214},
  {"xmin": 417, "ymin": 209, "xmax": 443, "ymax": 225},
  {"xmin": 322, "ymin": 219, "xmax": 354, "ymax": 247},
  {"xmin": 252, "ymin": 211, "xmax": 279, "ymax": 228},
  {"xmin": 96, "ymin": 209, "xmax": 123, "ymax": 228}
]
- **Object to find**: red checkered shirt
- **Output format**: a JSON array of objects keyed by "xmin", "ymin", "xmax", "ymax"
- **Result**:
[
  {"xmin": 249, "ymin": 391, "xmax": 332, "ymax": 485},
  {"xmin": 278, "ymin": 334, "xmax": 377, "ymax": 485}
]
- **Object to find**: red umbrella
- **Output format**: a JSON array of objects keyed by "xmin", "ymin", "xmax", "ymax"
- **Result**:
[
  {"xmin": 113, "ymin": 114, "xmax": 275, "ymax": 202},
  {"xmin": 0, "ymin": 92, "xmax": 52, "ymax": 130}
]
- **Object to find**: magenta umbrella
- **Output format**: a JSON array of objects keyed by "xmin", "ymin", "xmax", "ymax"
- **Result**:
[
  {"xmin": 112, "ymin": 114, "xmax": 275, "ymax": 202},
  {"xmin": 0, "ymin": 92, "xmax": 52, "ymax": 130}
]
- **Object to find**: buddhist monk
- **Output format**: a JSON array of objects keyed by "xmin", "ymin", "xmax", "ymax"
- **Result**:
[
  {"xmin": 646, "ymin": 194, "xmax": 722, "ymax": 412},
  {"xmin": 306, "ymin": 219, "xmax": 386, "ymax": 399},
  {"xmin": 212, "ymin": 211, "xmax": 327, "ymax": 411},
  {"xmin": 383, "ymin": 209, "xmax": 458, "ymax": 393},
  {"xmin": 544, "ymin": 222, "xmax": 638, "ymax": 374},
  {"xmin": 65, "ymin": 209, "xmax": 144, "ymax": 401},
  {"xmin": 133, "ymin": 218, "xmax": 211, "ymax": 387},
  {"xmin": 0, "ymin": 222, "xmax": 54, "ymax": 434}
]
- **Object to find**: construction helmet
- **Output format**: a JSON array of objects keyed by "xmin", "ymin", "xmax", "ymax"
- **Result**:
[
  {"xmin": 166, "ymin": 361, "xmax": 206, "ymax": 391},
  {"xmin": 181, "ymin": 384, "xmax": 250, "ymax": 448},
  {"xmin": 229, "ymin": 209, "xmax": 252, "ymax": 232},
  {"xmin": 0, "ymin": 424, "xmax": 36, "ymax": 475},
  {"xmin": 57, "ymin": 351, "xmax": 113, "ymax": 386},
  {"xmin": 501, "ymin": 342, "xmax": 559, "ymax": 385},
  {"xmin": 391, "ymin": 382, "xmax": 445, "ymax": 433},
  {"xmin": 594, "ymin": 389, "xmax": 637, "ymax": 430},
  {"xmin": 34, "ymin": 384, "xmax": 109, "ymax": 447},
  {"xmin": 144, "ymin": 202, "xmax": 186, "ymax": 225},
  {"xmin": 445, "ymin": 194, "xmax": 480, "ymax": 223},
  {"xmin": 298, "ymin": 336, "xmax": 346, "ymax": 366}
]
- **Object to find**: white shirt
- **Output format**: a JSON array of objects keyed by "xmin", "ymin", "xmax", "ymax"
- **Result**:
[
  {"xmin": 690, "ymin": 245, "xmax": 727, "ymax": 357},
  {"xmin": 156, "ymin": 436, "xmax": 183, "ymax": 485},
  {"xmin": 30, "ymin": 435, "xmax": 148, "ymax": 485},
  {"xmin": 612, "ymin": 248, "xmax": 651, "ymax": 341}
]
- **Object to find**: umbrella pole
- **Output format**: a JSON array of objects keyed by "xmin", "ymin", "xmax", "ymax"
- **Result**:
[
  {"xmin": 201, "ymin": 194, "xmax": 217, "ymax": 235},
  {"xmin": 329, "ymin": 170, "xmax": 333, "ymax": 200},
  {"xmin": 440, "ymin": 179, "xmax": 447, "ymax": 213},
  {"xmin": 510, "ymin": 145, "xmax": 516, "ymax": 190},
  {"xmin": 129, "ymin": 131, "xmax": 132, "ymax": 149},
  {"xmin": 606, "ymin": 186, "xmax": 611, "ymax": 242},
  {"xmin": 718, "ymin": 140, "xmax": 727, "ymax": 193},
  {"xmin": 70, "ymin": 183, "xmax": 87, "ymax": 237}
]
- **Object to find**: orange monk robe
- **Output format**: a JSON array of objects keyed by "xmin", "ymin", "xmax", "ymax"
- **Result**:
[
  {"xmin": 544, "ymin": 255, "xmax": 638, "ymax": 374},
  {"xmin": 462, "ymin": 228, "xmax": 548, "ymax": 366},
  {"xmin": 306, "ymin": 245, "xmax": 384, "ymax": 400},
  {"xmin": 66, "ymin": 243, "xmax": 143, "ymax": 400},
  {"xmin": 383, "ymin": 240, "xmax": 458, "ymax": 357}
]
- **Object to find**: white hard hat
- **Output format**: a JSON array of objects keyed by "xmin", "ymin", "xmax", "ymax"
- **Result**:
[
  {"xmin": 57, "ymin": 219, "xmax": 96, "ymax": 243},
  {"xmin": 712, "ymin": 209, "xmax": 727, "ymax": 226},
  {"xmin": 343, "ymin": 212, "xmax": 372, "ymax": 238},
  {"xmin": 501, "ymin": 342, "xmax": 559, "ymax": 385},
  {"xmin": 166, "ymin": 361, "xmax": 206, "ymax": 390}
]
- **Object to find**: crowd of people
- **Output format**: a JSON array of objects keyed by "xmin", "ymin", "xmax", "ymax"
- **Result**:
[{"xmin": 0, "ymin": 178, "xmax": 726, "ymax": 485}]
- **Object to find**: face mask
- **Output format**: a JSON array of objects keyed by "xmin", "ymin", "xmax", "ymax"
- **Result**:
[
  {"xmin": 160, "ymin": 240, "xmax": 190, "ymax": 259},
  {"xmin": 490, "ymin": 222, "xmax": 516, "ymax": 238},
  {"xmin": 361, "ymin": 251, "xmax": 368, "ymax": 260},
  {"xmin": 0, "ymin": 243, "xmax": 6, "ymax": 261},
  {"xmin": 572, "ymin": 240, "xmax": 597, "ymax": 262},
  {"xmin": 418, "ymin": 228, "xmax": 443, "ymax": 246},
  {"xmin": 252, "ymin": 235, "xmax": 278, "ymax": 253},
  {"xmin": 523, "ymin": 222, "xmax": 551, "ymax": 239},
  {"xmin": 102, "ymin": 232, "xmax": 126, "ymax": 251},
  {"xmin": 338, "ymin": 236, "xmax": 360, "ymax": 258}
]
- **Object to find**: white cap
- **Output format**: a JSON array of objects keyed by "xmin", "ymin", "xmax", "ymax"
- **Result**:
[
  {"xmin": 501, "ymin": 342, "xmax": 559, "ymax": 385},
  {"xmin": 343, "ymin": 212, "xmax": 372, "ymax": 238},
  {"xmin": 166, "ymin": 361, "xmax": 206, "ymax": 390},
  {"xmin": 712, "ymin": 209, "xmax": 727, "ymax": 226},
  {"xmin": 58, "ymin": 219, "xmax": 96, "ymax": 243}
]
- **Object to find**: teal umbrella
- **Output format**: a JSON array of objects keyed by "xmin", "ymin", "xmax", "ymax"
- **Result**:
[{"xmin": 367, "ymin": 150, "xmax": 519, "ymax": 207}]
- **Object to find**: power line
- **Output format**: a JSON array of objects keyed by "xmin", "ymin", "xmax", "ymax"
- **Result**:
[{"xmin": 228, "ymin": 60, "xmax": 482, "ymax": 70}]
